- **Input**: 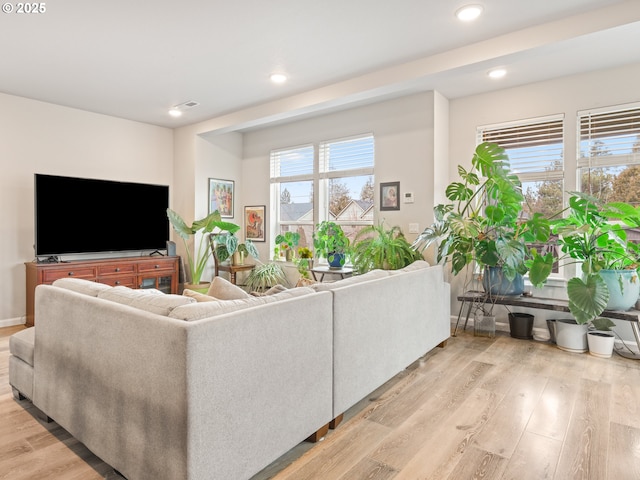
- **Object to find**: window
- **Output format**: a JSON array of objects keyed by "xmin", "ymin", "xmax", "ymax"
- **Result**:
[
  {"xmin": 479, "ymin": 115, "xmax": 565, "ymax": 274},
  {"xmin": 578, "ymin": 103, "xmax": 640, "ymax": 206},
  {"xmin": 270, "ymin": 134, "xmax": 374, "ymax": 257},
  {"xmin": 479, "ymin": 115, "xmax": 565, "ymax": 219}
]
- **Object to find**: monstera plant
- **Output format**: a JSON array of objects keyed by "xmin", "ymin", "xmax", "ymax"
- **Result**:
[
  {"xmin": 548, "ymin": 192, "xmax": 640, "ymax": 325},
  {"xmin": 413, "ymin": 142, "xmax": 554, "ymax": 293}
]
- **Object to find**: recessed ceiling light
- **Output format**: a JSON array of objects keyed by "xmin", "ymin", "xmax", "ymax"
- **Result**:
[
  {"xmin": 168, "ymin": 108, "xmax": 183, "ymax": 118},
  {"xmin": 488, "ymin": 68, "xmax": 507, "ymax": 79},
  {"xmin": 270, "ymin": 73, "xmax": 287, "ymax": 84},
  {"xmin": 456, "ymin": 4, "xmax": 483, "ymax": 22}
]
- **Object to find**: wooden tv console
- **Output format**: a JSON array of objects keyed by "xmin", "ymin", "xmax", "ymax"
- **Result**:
[{"xmin": 25, "ymin": 256, "xmax": 180, "ymax": 326}]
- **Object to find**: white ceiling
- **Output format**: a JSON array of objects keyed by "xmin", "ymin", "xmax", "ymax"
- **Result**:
[{"xmin": 1, "ymin": 0, "xmax": 639, "ymax": 130}]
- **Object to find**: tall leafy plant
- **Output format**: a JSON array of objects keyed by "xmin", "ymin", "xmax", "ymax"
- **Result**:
[
  {"xmin": 167, "ymin": 209, "xmax": 225, "ymax": 284},
  {"xmin": 414, "ymin": 142, "xmax": 554, "ymax": 286}
]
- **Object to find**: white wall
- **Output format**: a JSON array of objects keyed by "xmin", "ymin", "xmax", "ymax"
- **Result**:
[
  {"xmin": 242, "ymin": 92, "xmax": 440, "ymax": 262},
  {"xmin": 0, "ymin": 93, "xmax": 173, "ymax": 325},
  {"xmin": 449, "ymin": 62, "xmax": 640, "ymax": 338}
]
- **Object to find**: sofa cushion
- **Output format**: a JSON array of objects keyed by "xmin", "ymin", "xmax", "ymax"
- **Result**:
[
  {"xmin": 52, "ymin": 277, "xmax": 112, "ymax": 296},
  {"xmin": 310, "ymin": 269, "xmax": 390, "ymax": 291},
  {"xmin": 183, "ymin": 289, "xmax": 219, "ymax": 302},
  {"xmin": 169, "ymin": 295, "xmax": 275, "ymax": 321},
  {"xmin": 9, "ymin": 327, "xmax": 35, "ymax": 366},
  {"xmin": 169, "ymin": 286, "xmax": 316, "ymax": 321},
  {"xmin": 97, "ymin": 286, "xmax": 195, "ymax": 316},
  {"xmin": 207, "ymin": 276, "xmax": 251, "ymax": 300}
]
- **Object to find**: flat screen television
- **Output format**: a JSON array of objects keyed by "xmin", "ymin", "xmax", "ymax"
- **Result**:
[{"xmin": 34, "ymin": 173, "xmax": 170, "ymax": 259}]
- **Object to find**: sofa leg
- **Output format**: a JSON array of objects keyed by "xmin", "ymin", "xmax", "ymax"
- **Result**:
[
  {"xmin": 12, "ymin": 387, "xmax": 27, "ymax": 401},
  {"xmin": 306, "ymin": 422, "xmax": 330, "ymax": 443},
  {"xmin": 437, "ymin": 339, "xmax": 448, "ymax": 348},
  {"xmin": 35, "ymin": 408, "xmax": 53, "ymax": 424},
  {"xmin": 329, "ymin": 413, "xmax": 344, "ymax": 429}
]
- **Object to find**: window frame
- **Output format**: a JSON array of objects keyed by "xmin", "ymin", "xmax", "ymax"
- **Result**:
[{"xmin": 270, "ymin": 133, "xmax": 375, "ymax": 261}]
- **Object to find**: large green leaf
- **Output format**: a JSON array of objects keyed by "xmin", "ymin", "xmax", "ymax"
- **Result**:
[
  {"xmin": 527, "ymin": 251, "xmax": 554, "ymax": 288},
  {"xmin": 567, "ymin": 275, "xmax": 609, "ymax": 324},
  {"xmin": 445, "ymin": 182, "xmax": 473, "ymax": 202}
]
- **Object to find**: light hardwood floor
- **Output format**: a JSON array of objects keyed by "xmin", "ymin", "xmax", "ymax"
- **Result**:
[{"xmin": 2, "ymin": 324, "xmax": 640, "ymax": 480}]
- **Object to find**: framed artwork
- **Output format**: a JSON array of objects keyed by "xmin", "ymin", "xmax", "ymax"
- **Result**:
[
  {"xmin": 380, "ymin": 181, "xmax": 400, "ymax": 211},
  {"xmin": 244, "ymin": 205, "xmax": 266, "ymax": 242},
  {"xmin": 209, "ymin": 178, "xmax": 234, "ymax": 218}
]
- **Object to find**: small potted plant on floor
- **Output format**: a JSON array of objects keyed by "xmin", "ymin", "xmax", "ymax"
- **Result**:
[
  {"xmin": 351, "ymin": 221, "xmax": 423, "ymax": 274},
  {"xmin": 313, "ymin": 221, "xmax": 351, "ymax": 268}
]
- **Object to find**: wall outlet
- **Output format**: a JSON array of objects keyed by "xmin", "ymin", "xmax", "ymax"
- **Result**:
[
  {"xmin": 409, "ymin": 223, "xmax": 419, "ymax": 233},
  {"xmin": 404, "ymin": 192, "xmax": 414, "ymax": 203}
]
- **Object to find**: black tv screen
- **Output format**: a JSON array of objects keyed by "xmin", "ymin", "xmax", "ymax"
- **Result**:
[{"xmin": 35, "ymin": 174, "xmax": 169, "ymax": 258}]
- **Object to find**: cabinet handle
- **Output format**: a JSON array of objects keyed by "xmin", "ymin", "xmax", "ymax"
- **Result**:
[
  {"xmin": 115, "ymin": 281, "xmax": 121, "ymax": 285},
  {"xmin": 115, "ymin": 267, "xmax": 120, "ymax": 272},
  {"xmin": 154, "ymin": 264, "xmax": 160, "ymax": 269},
  {"xmin": 68, "ymin": 271, "xmax": 74, "ymax": 276}
]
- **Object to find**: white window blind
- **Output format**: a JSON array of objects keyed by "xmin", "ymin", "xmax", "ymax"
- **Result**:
[
  {"xmin": 578, "ymin": 104, "xmax": 640, "ymax": 168},
  {"xmin": 480, "ymin": 116, "xmax": 564, "ymax": 178},
  {"xmin": 319, "ymin": 134, "xmax": 375, "ymax": 175},
  {"xmin": 270, "ymin": 145, "xmax": 314, "ymax": 180}
]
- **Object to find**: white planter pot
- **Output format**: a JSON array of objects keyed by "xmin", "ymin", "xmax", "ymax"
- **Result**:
[
  {"xmin": 555, "ymin": 319, "xmax": 588, "ymax": 353},
  {"xmin": 587, "ymin": 331, "xmax": 615, "ymax": 358}
]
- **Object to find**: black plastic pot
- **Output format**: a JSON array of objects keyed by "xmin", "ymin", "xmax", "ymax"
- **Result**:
[{"xmin": 508, "ymin": 312, "xmax": 534, "ymax": 340}]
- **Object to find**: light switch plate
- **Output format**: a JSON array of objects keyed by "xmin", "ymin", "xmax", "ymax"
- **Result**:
[{"xmin": 409, "ymin": 223, "xmax": 419, "ymax": 233}]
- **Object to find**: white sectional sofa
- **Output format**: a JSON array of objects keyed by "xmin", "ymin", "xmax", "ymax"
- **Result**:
[{"xmin": 9, "ymin": 261, "xmax": 450, "ymax": 480}]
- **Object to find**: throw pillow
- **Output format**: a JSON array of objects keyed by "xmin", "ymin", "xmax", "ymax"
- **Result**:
[
  {"xmin": 183, "ymin": 289, "xmax": 219, "ymax": 302},
  {"xmin": 206, "ymin": 276, "xmax": 251, "ymax": 300}
]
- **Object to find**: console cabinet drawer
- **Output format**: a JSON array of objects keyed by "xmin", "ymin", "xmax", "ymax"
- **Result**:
[
  {"xmin": 42, "ymin": 267, "xmax": 97, "ymax": 283},
  {"xmin": 138, "ymin": 259, "xmax": 176, "ymax": 273},
  {"xmin": 98, "ymin": 276, "xmax": 137, "ymax": 287},
  {"xmin": 98, "ymin": 263, "xmax": 136, "ymax": 276}
]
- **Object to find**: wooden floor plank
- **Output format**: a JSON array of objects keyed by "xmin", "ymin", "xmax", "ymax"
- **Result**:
[
  {"xmin": 501, "ymin": 431, "xmax": 562, "ymax": 480},
  {"xmin": 554, "ymin": 378, "xmax": 611, "ymax": 480},
  {"xmin": 607, "ymin": 422, "xmax": 640, "ymax": 480}
]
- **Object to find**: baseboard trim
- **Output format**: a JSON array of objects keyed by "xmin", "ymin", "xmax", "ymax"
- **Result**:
[{"xmin": 0, "ymin": 317, "xmax": 26, "ymax": 328}]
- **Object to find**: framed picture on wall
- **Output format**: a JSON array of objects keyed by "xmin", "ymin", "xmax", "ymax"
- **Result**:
[
  {"xmin": 244, "ymin": 205, "xmax": 266, "ymax": 242},
  {"xmin": 208, "ymin": 178, "xmax": 234, "ymax": 218},
  {"xmin": 380, "ymin": 181, "xmax": 400, "ymax": 211}
]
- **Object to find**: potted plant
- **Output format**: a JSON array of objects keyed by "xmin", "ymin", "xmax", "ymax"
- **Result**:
[
  {"xmin": 275, "ymin": 231, "xmax": 300, "ymax": 262},
  {"xmin": 313, "ymin": 221, "xmax": 351, "ymax": 268},
  {"xmin": 413, "ymin": 142, "xmax": 553, "ymax": 295},
  {"xmin": 213, "ymin": 221, "xmax": 259, "ymax": 266},
  {"xmin": 167, "ymin": 208, "xmax": 224, "ymax": 288},
  {"xmin": 546, "ymin": 192, "xmax": 640, "ymax": 322},
  {"xmin": 351, "ymin": 222, "xmax": 423, "ymax": 274},
  {"xmin": 245, "ymin": 262, "xmax": 288, "ymax": 292},
  {"xmin": 295, "ymin": 247, "xmax": 314, "ymax": 279}
]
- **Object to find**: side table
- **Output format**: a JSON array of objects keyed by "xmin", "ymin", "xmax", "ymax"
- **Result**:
[{"xmin": 310, "ymin": 266, "xmax": 353, "ymax": 282}]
